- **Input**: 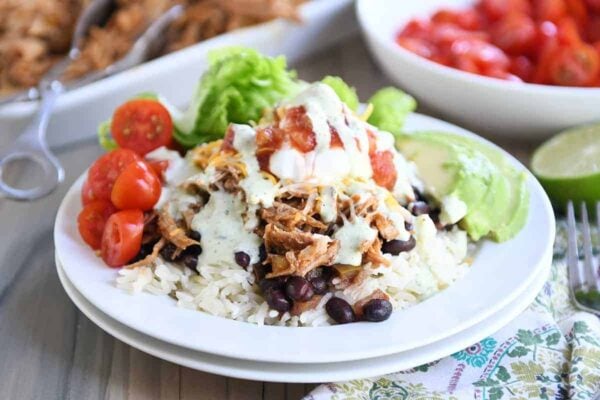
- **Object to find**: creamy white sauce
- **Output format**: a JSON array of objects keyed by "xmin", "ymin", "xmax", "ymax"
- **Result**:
[
  {"xmin": 146, "ymin": 147, "xmax": 199, "ymax": 186},
  {"xmin": 191, "ymin": 191, "xmax": 262, "ymax": 267},
  {"xmin": 231, "ymin": 124, "xmax": 278, "ymax": 207},
  {"xmin": 333, "ymin": 217, "xmax": 377, "ymax": 266},
  {"xmin": 318, "ymin": 186, "xmax": 338, "ymax": 223}
]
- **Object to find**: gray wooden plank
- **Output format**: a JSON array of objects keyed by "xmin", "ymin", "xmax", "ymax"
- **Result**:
[
  {"xmin": 263, "ymin": 382, "xmax": 286, "ymax": 400},
  {"xmin": 180, "ymin": 368, "xmax": 227, "ymax": 400},
  {"xmin": 105, "ymin": 340, "xmax": 130, "ymax": 400},
  {"xmin": 227, "ymin": 378, "xmax": 263, "ymax": 400}
]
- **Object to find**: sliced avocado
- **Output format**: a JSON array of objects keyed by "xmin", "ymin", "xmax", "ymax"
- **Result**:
[
  {"xmin": 400, "ymin": 131, "xmax": 529, "ymax": 242},
  {"xmin": 396, "ymin": 135, "xmax": 495, "ymax": 240}
]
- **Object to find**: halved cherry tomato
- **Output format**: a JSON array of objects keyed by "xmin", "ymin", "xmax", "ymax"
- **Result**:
[
  {"xmin": 547, "ymin": 42, "xmax": 600, "ymax": 85},
  {"xmin": 370, "ymin": 151, "xmax": 397, "ymax": 191},
  {"xmin": 111, "ymin": 160, "xmax": 161, "ymax": 211},
  {"xmin": 147, "ymin": 160, "xmax": 169, "ymax": 182},
  {"xmin": 491, "ymin": 13, "xmax": 537, "ymax": 55},
  {"xmin": 111, "ymin": 99, "xmax": 173, "ymax": 156},
  {"xmin": 81, "ymin": 179, "xmax": 97, "ymax": 206},
  {"xmin": 78, "ymin": 200, "xmax": 117, "ymax": 250},
  {"xmin": 87, "ymin": 148, "xmax": 140, "ymax": 201},
  {"xmin": 101, "ymin": 209, "xmax": 144, "ymax": 267}
]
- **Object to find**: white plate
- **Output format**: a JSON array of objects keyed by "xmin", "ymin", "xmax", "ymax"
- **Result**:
[
  {"xmin": 53, "ymin": 113, "xmax": 555, "ymax": 364},
  {"xmin": 357, "ymin": 0, "xmax": 600, "ymax": 137},
  {"xmin": 56, "ymin": 254, "xmax": 550, "ymax": 383},
  {"xmin": 0, "ymin": 0, "xmax": 356, "ymax": 149}
]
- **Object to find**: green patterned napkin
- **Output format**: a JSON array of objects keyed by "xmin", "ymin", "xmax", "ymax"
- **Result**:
[{"xmin": 307, "ymin": 222, "xmax": 600, "ymax": 400}]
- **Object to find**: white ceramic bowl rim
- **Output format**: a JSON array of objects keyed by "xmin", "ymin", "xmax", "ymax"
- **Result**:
[
  {"xmin": 53, "ymin": 113, "xmax": 555, "ymax": 364},
  {"xmin": 356, "ymin": 0, "xmax": 600, "ymax": 95}
]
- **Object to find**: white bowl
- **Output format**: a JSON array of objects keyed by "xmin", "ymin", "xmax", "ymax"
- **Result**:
[{"xmin": 357, "ymin": 0, "xmax": 600, "ymax": 139}]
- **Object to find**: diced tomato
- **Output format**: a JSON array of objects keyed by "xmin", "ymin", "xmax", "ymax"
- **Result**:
[
  {"xmin": 565, "ymin": 0, "xmax": 589, "ymax": 27},
  {"xmin": 111, "ymin": 99, "xmax": 173, "ymax": 156},
  {"xmin": 222, "ymin": 126, "xmax": 236, "ymax": 152},
  {"xmin": 255, "ymin": 127, "xmax": 284, "ymax": 172},
  {"xmin": 101, "ymin": 209, "xmax": 144, "ymax": 267},
  {"xmin": 547, "ymin": 42, "xmax": 600, "ymax": 85},
  {"xmin": 111, "ymin": 160, "xmax": 161, "ymax": 211},
  {"xmin": 432, "ymin": 9, "xmax": 483, "ymax": 30},
  {"xmin": 533, "ymin": 0, "xmax": 568, "ymax": 22},
  {"xmin": 556, "ymin": 17, "xmax": 584, "ymax": 45},
  {"xmin": 370, "ymin": 151, "xmax": 397, "ymax": 191},
  {"xmin": 399, "ymin": 19, "xmax": 432, "ymax": 40},
  {"xmin": 587, "ymin": 15, "xmax": 600, "ymax": 42},
  {"xmin": 491, "ymin": 13, "xmax": 537, "ymax": 55},
  {"xmin": 329, "ymin": 126, "xmax": 344, "ymax": 148},
  {"xmin": 396, "ymin": 37, "xmax": 437, "ymax": 59},
  {"xmin": 449, "ymin": 38, "xmax": 510, "ymax": 73},
  {"xmin": 87, "ymin": 148, "xmax": 141, "ymax": 201},
  {"xmin": 78, "ymin": 200, "xmax": 117, "ymax": 250},
  {"xmin": 481, "ymin": 0, "xmax": 531, "ymax": 21},
  {"xmin": 510, "ymin": 56, "xmax": 536, "ymax": 80},
  {"xmin": 282, "ymin": 107, "xmax": 316, "ymax": 153},
  {"xmin": 585, "ymin": 0, "xmax": 600, "ymax": 12}
]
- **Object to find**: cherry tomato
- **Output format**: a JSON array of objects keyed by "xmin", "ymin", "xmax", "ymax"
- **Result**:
[
  {"xmin": 87, "ymin": 148, "xmax": 140, "ymax": 201},
  {"xmin": 101, "ymin": 209, "xmax": 144, "ymax": 267},
  {"xmin": 533, "ymin": 0, "xmax": 567, "ymax": 22},
  {"xmin": 370, "ymin": 151, "xmax": 397, "ymax": 191},
  {"xmin": 111, "ymin": 99, "xmax": 173, "ymax": 156},
  {"xmin": 547, "ymin": 43, "xmax": 600, "ymax": 85},
  {"xmin": 78, "ymin": 200, "xmax": 117, "ymax": 250},
  {"xmin": 491, "ymin": 13, "xmax": 537, "ymax": 55},
  {"xmin": 81, "ymin": 179, "xmax": 97, "ymax": 206},
  {"xmin": 111, "ymin": 160, "xmax": 161, "ymax": 211}
]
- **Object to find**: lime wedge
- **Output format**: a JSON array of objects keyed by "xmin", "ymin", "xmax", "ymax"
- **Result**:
[{"xmin": 531, "ymin": 123, "xmax": 600, "ymax": 212}]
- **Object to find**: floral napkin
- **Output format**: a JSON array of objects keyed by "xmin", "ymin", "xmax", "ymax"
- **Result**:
[{"xmin": 307, "ymin": 222, "xmax": 600, "ymax": 400}]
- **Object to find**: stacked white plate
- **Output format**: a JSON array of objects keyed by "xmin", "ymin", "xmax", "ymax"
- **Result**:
[{"xmin": 54, "ymin": 114, "xmax": 555, "ymax": 383}]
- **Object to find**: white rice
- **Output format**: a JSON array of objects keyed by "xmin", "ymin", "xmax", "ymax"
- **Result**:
[{"xmin": 116, "ymin": 213, "xmax": 471, "ymax": 326}]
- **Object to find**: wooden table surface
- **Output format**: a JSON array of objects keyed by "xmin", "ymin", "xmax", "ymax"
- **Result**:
[{"xmin": 0, "ymin": 35, "xmax": 543, "ymax": 400}]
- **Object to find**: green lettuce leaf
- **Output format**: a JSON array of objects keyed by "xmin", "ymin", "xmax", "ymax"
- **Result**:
[
  {"xmin": 174, "ymin": 47, "xmax": 300, "ymax": 147},
  {"xmin": 367, "ymin": 87, "xmax": 417, "ymax": 136},
  {"xmin": 97, "ymin": 120, "xmax": 117, "ymax": 151},
  {"xmin": 322, "ymin": 75, "xmax": 359, "ymax": 111}
]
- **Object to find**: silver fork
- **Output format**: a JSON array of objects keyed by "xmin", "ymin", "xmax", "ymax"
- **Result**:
[
  {"xmin": 0, "ymin": 3, "xmax": 184, "ymax": 201},
  {"xmin": 566, "ymin": 201, "xmax": 600, "ymax": 316}
]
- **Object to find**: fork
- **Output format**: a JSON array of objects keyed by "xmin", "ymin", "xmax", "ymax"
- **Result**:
[{"xmin": 566, "ymin": 201, "xmax": 600, "ymax": 316}]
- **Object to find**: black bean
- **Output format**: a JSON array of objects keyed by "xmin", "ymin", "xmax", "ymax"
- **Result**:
[
  {"xmin": 180, "ymin": 253, "xmax": 198, "ymax": 270},
  {"xmin": 234, "ymin": 251, "xmax": 251, "ymax": 267},
  {"xmin": 362, "ymin": 299, "xmax": 393, "ymax": 322},
  {"xmin": 183, "ymin": 245, "xmax": 202, "ymax": 257},
  {"xmin": 188, "ymin": 230, "xmax": 201, "ymax": 241},
  {"xmin": 259, "ymin": 277, "xmax": 286, "ymax": 293},
  {"xmin": 309, "ymin": 277, "xmax": 328, "ymax": 295},
  {"xmin": 132, "ymin": 241, "xmax": 156, "ymax": 262},
  {"xmin": 382, "ymin": 237, "xmax": 416, "ymax": 255},
  {"xmin": 325, "ymin": 297, "xmax": 356, "ymax": 324},
  {"xmin": 258, "ymin": 244, "xmax": 267, "ymax": 263},
  {"xmin": 285, "ymin": 276, "xmax": 314, "ymax": 301},
  {"xmin": 410, "ymin": 201, "xmax": 430, "ymax": 216},
  {"xmin": 265, "ymin": 289, "xmax": 291, "ymax": 312},
  {"xmin": 404, "ymin": 221, "xmax": 414, "ymax": 232},
  {"xmin": 412, "ymin": 187, "xmax": 425, "ymax": 201},
  {"xmin": 160, "ymin": 243, "xmax": 178, "ymax": 260}
]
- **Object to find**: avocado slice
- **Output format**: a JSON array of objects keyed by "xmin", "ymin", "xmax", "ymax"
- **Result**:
[
  {"xmin": 396, "ymin": 132, "xmax": 529, "ymax": 242},
  {"xmin": 396, "ymin": 134, "xmax": 495, "ymax": 239}
]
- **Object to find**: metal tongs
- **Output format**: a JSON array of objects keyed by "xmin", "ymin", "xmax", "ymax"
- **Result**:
[{"xmin": 0, "ymin": 1, "xmax": 183, "ymax": 201}]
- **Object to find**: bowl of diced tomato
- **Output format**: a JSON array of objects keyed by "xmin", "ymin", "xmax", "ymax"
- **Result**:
[{"xmin": 357, "ymin": 0, "xmax": 600, "ymax": 138}]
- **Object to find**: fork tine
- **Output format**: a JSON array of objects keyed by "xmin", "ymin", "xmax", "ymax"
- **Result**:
[
  {"xmin": 567, "ymin": 201, "xmax": 583, "ymax": 289},
  {"xmin": 580, "ymin": 203, "xmax": 599, "ymax": 291}
]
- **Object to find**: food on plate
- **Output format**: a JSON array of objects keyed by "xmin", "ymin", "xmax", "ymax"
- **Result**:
[
  {"xmin": 76, "ymin": 48, "xmax": 529, "ymax": 326},
  {"xmin": 396, "ymin": 0, "xmax": 600, "ymax": 86},
  {"xmin": 0, "ymin": 0, "xmax": 304, "ymax": 96},
  {"xmin": 531, "ymin": 123, "xmax": 600, "ymax": 212}
]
